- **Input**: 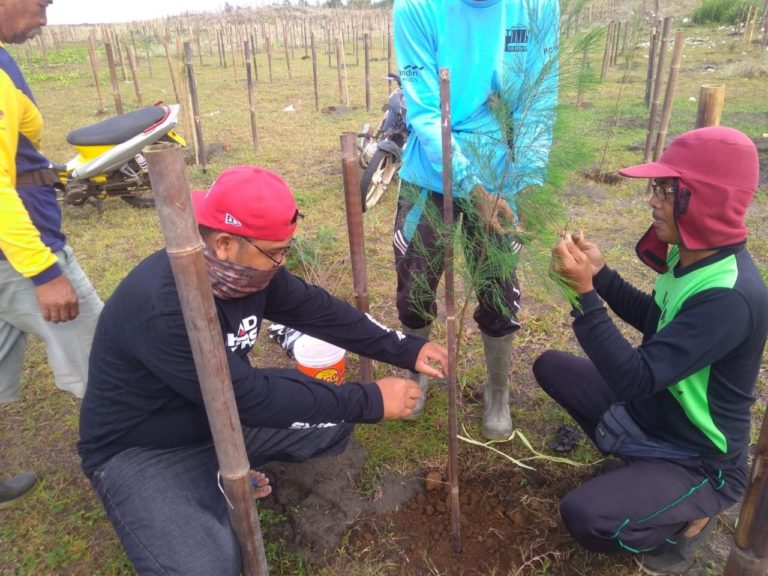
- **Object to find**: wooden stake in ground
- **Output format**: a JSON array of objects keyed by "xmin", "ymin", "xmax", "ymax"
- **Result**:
[
  {"xmin": 266, "ymin": 34, "xmax": 274, "ymax": 83},
  {"xmin": 340, "ymin": 133, "xmax": 374, "ymax": 384},
  {"xmin": 439, "ymin": 66, "xmax": 461, "ymax": 555},
  {"xmin": 643, "ymin": 17, "xmax": 672, "ymax": 162},
  {"xmin": 143, "ymin": 142, "xmax": 269, "ymax": 576},
  {"xmin": 364, "ymin": 33, "xmax": 371, "ymax": 113},
  {"xmin": 244, "ymin": 40, "xmax": 259, "ymax": 152},
  {"xmin": 310, "ymin": 31, "xmax": 319, "ymax": 112},
  {"xmin": 104, "ymin": 41, "xmax": 124, "ymax": 115},
  {"xmin": 644, "ymin": 26, "xmax": 659, "ymax": 108},
  {"xmin": 723, "ymin": 410, "xmax": 768, "ymax": 576},
  {"xmin": 163, "ymin": 40, "xmax": 181, "ymax": 104},
  {"xmin": 127, "ymin": 46, "xmax": 144, "ymax": 107},
  {"xmin": 184, "ymin": 42, "xmax": 207, "ymax": 173},
  {"xmin": 87, "ymin": 31, "xmax": 106, "ymax": 114},
  {"xmin": 695, "ymin": 84, "xmax": 725, "ymax": 128},
  {"xmin": 653, "ymin": 30, "xmax": 684, "ymax": 161}
]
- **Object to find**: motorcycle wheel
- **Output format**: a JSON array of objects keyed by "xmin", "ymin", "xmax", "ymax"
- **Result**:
[{"xmin": 360, "ymin": 148, "xmax": 400, "ymax": 213}]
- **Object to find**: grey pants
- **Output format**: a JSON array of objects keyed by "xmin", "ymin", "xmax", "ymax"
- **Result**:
[{"xmin": 0, "ymin": 245, "xmax": 103, "ymax": 402}]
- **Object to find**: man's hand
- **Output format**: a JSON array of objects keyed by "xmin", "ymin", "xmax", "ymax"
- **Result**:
[
  {"xmin": 552, "ymin": 233, "xmax": 594, "ymax": 294},
  {"xmin": 572, "ymin": 230, "xmax": 605, "ymax": 276},
  {"xmin": 471, "ymin": 185, "xmax": 517, "ymax": 235},
  {"xmin": 377, "ymin": 377, "xmax": 422, "ymax": 419},
  {"xmin": 35, "ymin": 274, "xmax": 79, "ymax": 323},
  {"xmin": 413, "ymin": 341, "xmax": 447, "ymax": 378}
]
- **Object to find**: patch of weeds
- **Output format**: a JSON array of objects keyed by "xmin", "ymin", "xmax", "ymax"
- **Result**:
[{"xmin": 259, "ymin": 508, "xmax": 309, "ymax": 575}]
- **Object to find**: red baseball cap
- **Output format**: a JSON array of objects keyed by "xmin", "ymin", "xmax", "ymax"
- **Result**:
[
  {"xmin": 191, "ymin": 166, "xmax": 299, "ymax": 241},
  {"xmin": 619, "ymin": 127, "xmax": 759, "ymax": 272}
]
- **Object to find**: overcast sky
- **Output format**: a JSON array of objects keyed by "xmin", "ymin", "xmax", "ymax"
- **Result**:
[{"xmin": 46, "ymin": 1, "xmax": 320, "ymax": 25}]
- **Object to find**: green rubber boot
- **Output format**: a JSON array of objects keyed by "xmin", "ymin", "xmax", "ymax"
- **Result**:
[
  {"xmin": 481, "ymin": 333, "xmax": 514, "ymax": 440},
  {"xmin": 402, "ymin": 324, "xmax": 431, "ymax": 419}
]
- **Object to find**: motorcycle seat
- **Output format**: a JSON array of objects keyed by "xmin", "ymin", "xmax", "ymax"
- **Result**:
[{"xmin": 67, "ymin": 106, "xmax": 167, "ymax": 146}]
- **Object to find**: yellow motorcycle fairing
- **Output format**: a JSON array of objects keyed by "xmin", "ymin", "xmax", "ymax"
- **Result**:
[{"xmin": 166, "ymin": 130, "xmax": 186, "ymax": 146}]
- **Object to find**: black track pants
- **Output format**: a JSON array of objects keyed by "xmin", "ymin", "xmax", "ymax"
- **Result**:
[{"xmin": 533, "ymin": 350, "xmax": 745, "ymax": 554}]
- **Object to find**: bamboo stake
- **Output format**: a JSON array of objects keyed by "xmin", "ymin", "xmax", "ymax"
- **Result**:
[
  {"xmin": 340, "ymin": 133, "xmax": 374, "ymax": 384},
  {"xmin": 104, "ymin": 41, "xmax": 124, "ymax": 115},
  {"xmin": 643, "ymin": 17, "xmax": 672, "ymax": 162},
  {"xmin": 724, "ymin": 411, "xmax": 768, "ymax": 576},
  {"xmin": 115, "ymin": 33, "xmax": 127, "ymax": 81},
  {"xmin": 695, "ymin": 84, "xmax": 725, "ymax": 128},
  {"xmin": 184, "ymin": 42, "xmax": 207, "ymax": 173},
  {"xmin": 244, "ymin": 40, "xmax": 259, "ymax": 152},
  {"xmin": 311, "ymin": 31, "xmax": 319, "ymax": 112},
  {"xmin": 163, "ymin": 40, "xmax": 181, "ymax": 104},
  {"xmin": 266, "ymin": 34, "xmax": 274, "ymax": 83},
  {"xmin": 87, "ymin": 31, "xmax": 106, "ymax": 114},
  {"xmin": 250, "ymin": 30, "xmax": 259, "ymax": 83},
  {"xmin": 145, "ymin": 41, "xmax": 153, "ymax": 80},
  {"xmin": 600, "ymin": 21, "xmax": 614, "ymax": 80},
  {"xmin": 644, "ymin": 26, "xmax": 658, "ymax": 108},
  {"xmin": 143, "ymin": 142, "xmax": 269, "ymax": 576},
  {"xmin": 364, "ymin": 33, "xmax": 371, "ymax": 113},
  {"xmin": 127, "ymin": 46, "xmax": 144, "ymax": 107},
  {"xmin": 653, "ymin": 30, "xmax": 684, "ymax": 161},
  {"xmin": 336, "ymin": 37, "xmax": 349, "ymax": 107},
  {"xmin": 439, "ymin": 67, "xmax": 462, "ymax": 555},
  {"xmin": 283, "ymin": 21, "xmax": 292, "ymax": 80}
]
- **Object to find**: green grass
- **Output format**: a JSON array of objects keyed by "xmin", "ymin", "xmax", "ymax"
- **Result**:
[
  {"xmin": 691, "ymin": 0, "xmax": 763, "ymax": 24},
  {"xmin": 2, "ymin": 4, "xmax": 767, "ymax": 575}
]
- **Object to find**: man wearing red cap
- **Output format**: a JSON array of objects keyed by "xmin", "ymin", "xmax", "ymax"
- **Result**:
[
  {"xmin": 535, "ymin": 127, "xmax": 768, "ymax": 574},
  {"xmin": 77, "ymin": 166, "xmax": 448, "ymax": 575}
]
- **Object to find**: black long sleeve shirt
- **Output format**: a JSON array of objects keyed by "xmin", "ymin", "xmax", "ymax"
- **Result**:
[
  {"xmin": 78, "ymin": 250, "xmax": 424, "ymax": 477},
  {"xmin": 571, "ymin": 245, "xmax": 768, "ymax": 471}
]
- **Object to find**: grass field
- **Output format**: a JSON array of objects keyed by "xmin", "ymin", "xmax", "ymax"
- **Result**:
[{"xmin": 1, "ymin": 3, "xmax": 767, "ymax": 575}]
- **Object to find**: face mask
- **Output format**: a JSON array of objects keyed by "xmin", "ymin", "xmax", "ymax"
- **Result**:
[{"xmin": 202, "ymin": 243, "xmax": 278, "ymax": 300}]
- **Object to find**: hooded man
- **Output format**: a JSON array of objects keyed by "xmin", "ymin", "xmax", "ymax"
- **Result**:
[
  {"xmin": 535, "ymin": 127, "xmax": 767, "ymax": 575},
  {"xmin": 78, "ymin": 165, "xmax": 448, "ymax": 576}
]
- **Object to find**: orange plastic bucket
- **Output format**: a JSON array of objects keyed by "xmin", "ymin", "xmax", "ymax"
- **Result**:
[{"xmin": 294, "ymin": 335, "xmax": 346, "ymax": 385}]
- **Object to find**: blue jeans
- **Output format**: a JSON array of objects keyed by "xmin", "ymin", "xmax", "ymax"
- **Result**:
[{"xmin": 91, "ymin": 423, "xmax": 354, "ymax": 575}]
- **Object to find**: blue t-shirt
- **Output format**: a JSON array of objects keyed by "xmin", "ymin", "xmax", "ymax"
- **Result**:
[{"xmin": 393, "ymin": 0, "xmax": 560, "ymax": 199}]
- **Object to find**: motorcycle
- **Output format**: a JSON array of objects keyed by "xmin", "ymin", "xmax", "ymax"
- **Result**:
[
  {"xmin": 357, "ymin": 73, "xmax": 409, "ymax": 213},
  {"xmin": 55, "ymin": 102, "xmax": 186, "ymax": 208}
]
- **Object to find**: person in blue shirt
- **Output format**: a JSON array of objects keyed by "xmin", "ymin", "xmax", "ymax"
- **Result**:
[{"xmin": 392, "ymin": 0, "xmax": 559, "ymax": 436}]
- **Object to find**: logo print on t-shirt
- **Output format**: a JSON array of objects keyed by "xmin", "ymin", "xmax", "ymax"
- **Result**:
[
  {"xmin": 505, "ymin": 26, "xmax": 529, "ymax": 52},
  {"xmin": 401, "ymin": 64, "xmax": 425, "ymax": 83},
  {"xmin": 227, "ymin": 315, "xmax": 259, "ymax": 351}
]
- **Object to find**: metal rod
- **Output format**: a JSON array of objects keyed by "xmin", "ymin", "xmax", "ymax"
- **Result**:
[
  {"xmin": 144, "ymin": 142, "xmax": 269, "ymax": 576},
  {"xmin": 340, "ymin": 133, "xmax": 374, "ymax": 384},
  {"xmin": 439, "ymin": 67, "xmax": 462, "ymax": 554}
]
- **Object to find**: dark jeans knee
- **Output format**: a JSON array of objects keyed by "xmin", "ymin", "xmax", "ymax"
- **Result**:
[{"xmin": 560, "ymin": 490, "xmax": 613, "ymax": 553}]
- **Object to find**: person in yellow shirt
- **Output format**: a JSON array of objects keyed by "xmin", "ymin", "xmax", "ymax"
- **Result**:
[{"xmin": 0, "ymin": 0, "xmax": 103, "ymax": 506}]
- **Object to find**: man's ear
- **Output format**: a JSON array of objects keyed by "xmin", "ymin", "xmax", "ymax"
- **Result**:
[{"xmin": 208, "ymin": 232, "xmax": 239, "ymax": 262}]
